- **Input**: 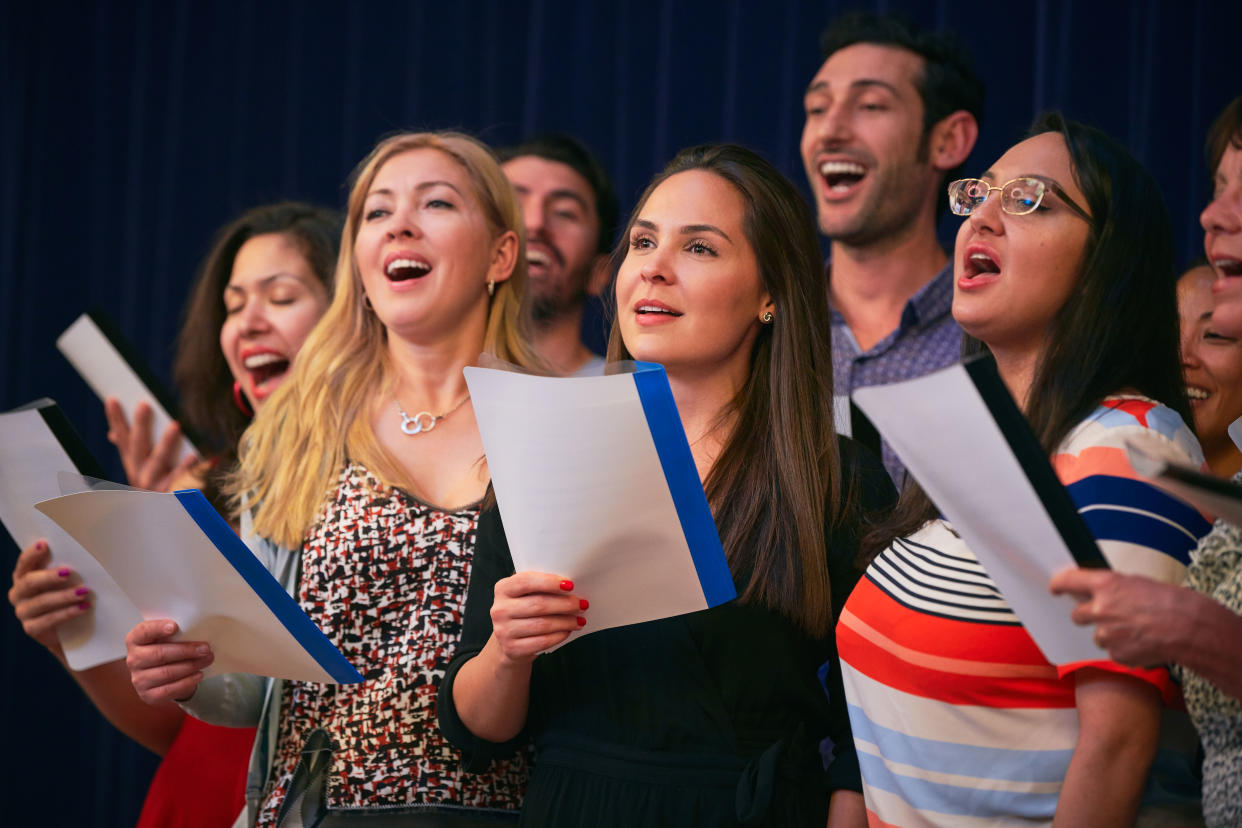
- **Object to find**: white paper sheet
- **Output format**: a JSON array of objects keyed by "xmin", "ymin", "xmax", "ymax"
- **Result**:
[
  {"xmin": 853, "ymin": 363, "xmax": 1108, "ymax": 664},
  {"xmin": 1126, "ymin": 442, "xmax": 1242, "ymax": 527},
  {"xmin": 35, "ymin": 487, "xmax": 358, "ymax": 683},
  {"xmin": 57, "ymin": 313, "xmax": 197, "ymax": 463},
  {"xmin": 465, "ymin": 363, "xmax": 734, "ymax": 648},
  {"xmin": 0, "ymin": 405, "xmax": 139, "ymax": 669}
]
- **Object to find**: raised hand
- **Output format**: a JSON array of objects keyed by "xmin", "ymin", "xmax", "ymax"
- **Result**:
[{"xmin": 105, "ymin": 397, "xmax": 199, "ymax": 492}]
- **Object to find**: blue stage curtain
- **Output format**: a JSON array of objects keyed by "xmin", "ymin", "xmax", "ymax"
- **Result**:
[{"xmin": 2, "ymin": 0, "xmax": 1239, "ymax": 823}]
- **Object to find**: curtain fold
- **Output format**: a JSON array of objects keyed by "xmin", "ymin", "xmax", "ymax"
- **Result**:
[{"xmin": 1, "ymin": 1, "xmax": 1238, "ymax": 823}]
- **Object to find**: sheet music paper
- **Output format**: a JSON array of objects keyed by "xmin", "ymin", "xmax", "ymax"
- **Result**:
[
  {"xmin": 1126, "ymin": 442, "xmax": 1242, "ymax": 527},
  {"xmin": 853, "ymin": 359, "xmax": 1109, "ymax": 664},
  {"xmin": 36, "ymin": 485, "xmax": 361, "ymax": 683},
  {"xmin": 0, "ymin": 402, "xmax": 139, "ymax": 669},
  {"xmin": 465, "ymin": 361, "xmax": 735, "ymax": 648},
  {"xmin": 57, "ymin": 313, "xmax": 198, "ymax": 462}
]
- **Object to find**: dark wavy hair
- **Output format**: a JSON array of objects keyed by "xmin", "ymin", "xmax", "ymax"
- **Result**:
[
  {"xmin": 173, "ymin": 202, "xmax": 342, "ymax": 511},
  {"xmin": 863, "ymin": 113, "xmax": 1190, "ymax": 559},
  {"xmin": 606, "ymin": 143, "xmax": 859, "ymax": 635}
]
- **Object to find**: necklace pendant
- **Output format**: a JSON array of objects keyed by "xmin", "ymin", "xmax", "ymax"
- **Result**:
[{"xmin": 400, "ymin": 410, "xmax": 437, "ymax": 436}]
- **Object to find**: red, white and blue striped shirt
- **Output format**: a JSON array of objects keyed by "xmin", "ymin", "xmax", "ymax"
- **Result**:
[{"xmin": 838, "ymin": 396, "xmax": 1211, "ymax": 826}]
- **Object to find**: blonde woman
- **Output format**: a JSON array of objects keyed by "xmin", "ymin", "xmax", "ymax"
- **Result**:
[{"xmin": 123, "ymin": 132, "xmax": 539, "ymax": 825}]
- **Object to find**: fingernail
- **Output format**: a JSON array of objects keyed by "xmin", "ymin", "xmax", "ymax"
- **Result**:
[
  {"xmin": 78, "ymin": 602, "xmax": 90, "ymax": 611},
  {"xmin": 38, "ymin": 542, "xmax": 48, "ymax": 552},
  {"xmin": 74, "ymin": 586, "xmax": 89, "ymax": 596},
  {"xmin": 577, "ymin": 616, "xmax": 586, "ymax": 627},
  {"xmin": 57, "ymin": 567, "xmax": 70, "ymax": 578},
  {"xmin": 559, "ymin": 580, "xmax": 574, "ymax": 591},
  {"xmin": 196, "ymin": 645, "xmax": 209, "ymax": 656},
  {"xmin": 163, "ymin": 622, "xmax": 176, "ymax": 635},
  {"xmin": 579, "ymin": 599, "xmax": 589, "ymax": 610}
]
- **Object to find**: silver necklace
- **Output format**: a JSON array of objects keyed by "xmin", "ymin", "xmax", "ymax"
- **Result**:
[{"xmin": 394, "ymin": 392, "xmax": 470, "ymax": 436}]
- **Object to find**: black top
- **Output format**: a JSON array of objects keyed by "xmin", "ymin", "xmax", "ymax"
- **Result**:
[{"xmin": 438, "ymin": 439, "xmax": 896, "ymax": 827}]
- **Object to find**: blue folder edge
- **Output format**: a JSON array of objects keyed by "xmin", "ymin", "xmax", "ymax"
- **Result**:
[
  {"xmin": 173, "ymin": 490, "xmax": 363, "ymax": 684},
  {"xmin": 631, "ymin": 362, "xmax": 737, "ymax": 607}
]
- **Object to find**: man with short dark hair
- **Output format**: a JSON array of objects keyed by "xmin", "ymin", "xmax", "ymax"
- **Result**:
[
  {"xmin": 801, "ymin": 11, "xmax": 984, "ymax": 483},
  {"xmin": 499, "ymin": 134, "xmax": 619, "ymax": 374}
]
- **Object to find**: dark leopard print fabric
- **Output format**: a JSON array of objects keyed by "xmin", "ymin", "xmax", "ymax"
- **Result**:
[{"xmin": 257, "ymin": 462, "xmax": 528, "ymax": 824}]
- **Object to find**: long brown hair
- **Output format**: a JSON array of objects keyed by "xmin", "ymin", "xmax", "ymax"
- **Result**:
[
  {"xmin": 173, "ymin": 202, "xmax": 341, "ymax": 512},
  {"xmin": 229, "ymin": 132, "xmax": 540, "ymax": 548},
  {"xmin": 863, "ymin": 113, "xmax": 1189, "ymax": 559},
  {"xmin": 607, "ymin": 143, "xmax": 856, "ymax": 636}
]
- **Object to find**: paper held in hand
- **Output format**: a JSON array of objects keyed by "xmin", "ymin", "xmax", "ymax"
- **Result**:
[
  {"xmin": 0, "ymin": 400, "xmax": 138, "ymax": 670},
  {"xmin": 1126, "ymin": 441, "xmax": 1242, "ymax": 527},
  {"xmin": 465, "ymin": 360, "xmax": 736, "ymax": 649},
  {"xmin": 36, "ymin": 480, "xmax": 361, "ymax": 684},
  {"xmin": 852, "ymin": 356, "xmax": 1110, "ymax": 665},
  {"xmin": 57, "ymin": 312, "xmax": 199, "ymax": 463}
]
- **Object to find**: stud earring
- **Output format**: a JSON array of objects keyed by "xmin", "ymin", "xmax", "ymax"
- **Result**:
[{"xmin": 761, "ymin": 311, "xmax": 774, "ymax": 324}]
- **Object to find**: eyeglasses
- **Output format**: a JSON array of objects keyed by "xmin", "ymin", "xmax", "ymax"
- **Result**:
[{"xmin": 947, "ymin": 177, "xmax": 1092, "ymax": 222}]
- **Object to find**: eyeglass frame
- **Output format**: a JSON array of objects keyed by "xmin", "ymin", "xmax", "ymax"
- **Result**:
[{"xmin": 947, "ymin": 176, "xmax": 1092, "ymax": 223}]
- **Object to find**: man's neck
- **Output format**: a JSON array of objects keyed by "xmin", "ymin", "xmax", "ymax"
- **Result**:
[
  {"xmin": 828, "ymin": 227, "xmax": 949, "ymax": 352},
  {"xmin": 534, "ymin": 305, "xmax": 596, "ymax": 374}
]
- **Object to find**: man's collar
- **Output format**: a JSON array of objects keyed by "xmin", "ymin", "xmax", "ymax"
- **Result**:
[{"xmin": 826, "ymin": 258, "xmax": 954, "ymax": 332}]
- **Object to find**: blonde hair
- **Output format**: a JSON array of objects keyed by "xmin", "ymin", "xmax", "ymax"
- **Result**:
[{"xmin": 229, "ymin": 131, "xmax": 539, "ymax": 548}]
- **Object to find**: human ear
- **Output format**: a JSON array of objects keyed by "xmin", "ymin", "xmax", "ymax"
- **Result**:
[
  {"xmin": 929, "ymin": 110, "xmax": 979, "ymax": 172},
  {"xmin": 488, "ymin": 230, "xmax": 520, "ymax": 285}
]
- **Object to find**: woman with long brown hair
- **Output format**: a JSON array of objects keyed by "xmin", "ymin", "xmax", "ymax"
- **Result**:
[{"xmin": 440, "ymin": 143, "xmax": 895, "ymax": 827}]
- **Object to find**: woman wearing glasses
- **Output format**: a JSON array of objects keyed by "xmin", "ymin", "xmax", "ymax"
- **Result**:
[{"xmin": 837, "ymin": 114, "xmax": 1210, "ymax": 826}]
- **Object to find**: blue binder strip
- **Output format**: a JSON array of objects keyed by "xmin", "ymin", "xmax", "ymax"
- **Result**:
[
  {"xmin": 631, "ymin": 362, "xmax": 736, "ymax": 607},
  {"xmin": 174, "ymin": 490, "xmax": 363, "ymax": 684}
]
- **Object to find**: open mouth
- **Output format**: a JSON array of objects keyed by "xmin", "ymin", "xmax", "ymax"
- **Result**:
[
  {"xmin": 964, "ymin": 251, "xmax": 1001, "ymax": 279},
  {"xmin": 244, "ymin": 352, "xmax": 290, "ymax": 388},
  {"xmin": 385, "ymin": 258, "xmax": 431, "ymax": 282},
  {"xmin": 1213, "ymin": 258, "xmax": 1242, "ymax": 278},
  {"xmin": 1187, "ymin": 386, "xmax": 1211, "ymax": 403},
  {"xmin": 819, "ymin": 160, "xmax": 867, "ymax": 193},
  {"xmin": 636, "ymin": 304, "xmax": 683, "ymax": 318},
  {"xmin": 526, "ymin": 248, "xmax": 554, "ymax": 271}
]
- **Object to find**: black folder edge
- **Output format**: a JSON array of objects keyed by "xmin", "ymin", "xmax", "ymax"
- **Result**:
[
  {"xmin": 848, "ymin": 400, "xmax": 883, "ymax": 466},
  {"xmin": 962, "ymin": 355, "xmax": 1110, "ymax": 569},
  {"xmin": 68, "ymin": 310, "xmax": 206, "ymax": 454},
  {"xmin": 8, "ymin": 398, "xmax": 108, "ymax": 480},
  {"xmin": 1156, "ymin": 461, "xmax": 1242, "ymax": 503}
]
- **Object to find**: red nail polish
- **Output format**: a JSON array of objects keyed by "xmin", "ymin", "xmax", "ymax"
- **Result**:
[
  {"xmin": 37, "ymin": 542, "xmax": 48, "ymax": 552},
  {"xmin": 78, "ymin": 602, "xmax": 90, "ymax": 611},
  {"xmin": 57, "ymin": 567, "xmax": 70, "ymax": 578},
  {"xmin": 577, "ymin": 616, "xmax": 586, "ymax": 627},
  {"xmin": 74, "ymin": 587, "xmax": 89, "ymax": 596},
  {"xmin": 579, "ymin": 599, "xmax": 589, "ymax": 610},
  {"xmin": 559, "ymin": 580, "xmax": 574, "ymax": 592}
]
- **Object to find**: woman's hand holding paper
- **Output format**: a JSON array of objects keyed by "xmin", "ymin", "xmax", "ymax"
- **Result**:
[
  {"xmin": 125, "ymin": 620, "xmax": 214, "ymax": 705},
  {"xmin": 7, "ymin": 539, "xmax": 90, "ymax": 656},
  {"xmin": 490, "ymin": 572, "xmax": 589, "ymax": 663},
  {"xmin": 105, "ymin": 398, "xmax": 199, "ymax": 492}
]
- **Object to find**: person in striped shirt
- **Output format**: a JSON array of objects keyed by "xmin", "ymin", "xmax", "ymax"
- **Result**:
[{"xmin": 836, "ymin": 113, "xmax": 1211, "ymax": 827}]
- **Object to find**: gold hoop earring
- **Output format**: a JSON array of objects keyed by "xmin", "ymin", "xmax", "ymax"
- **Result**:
[{"xmin": 761, "ymin": 311, "xmax": 774, "ymax": 324}]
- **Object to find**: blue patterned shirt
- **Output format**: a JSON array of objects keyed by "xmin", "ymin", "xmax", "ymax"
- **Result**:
[{"xmin": 830, "ymin": 260, "xmax": 962, "ymax": 486}]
